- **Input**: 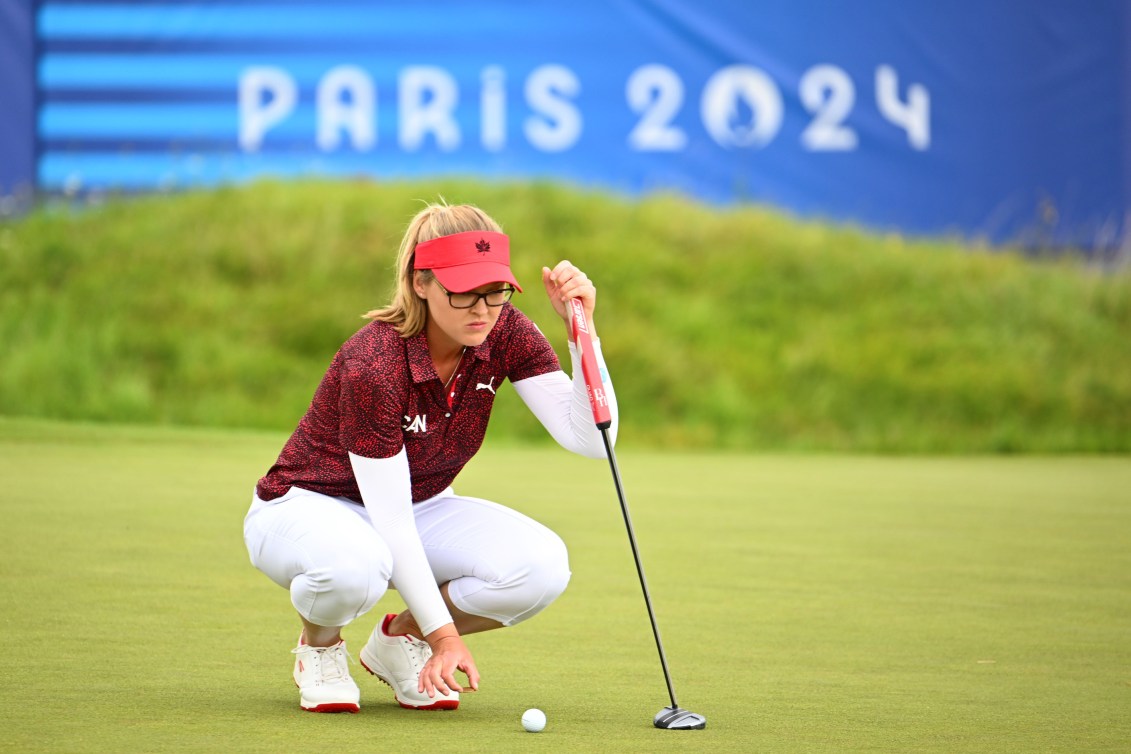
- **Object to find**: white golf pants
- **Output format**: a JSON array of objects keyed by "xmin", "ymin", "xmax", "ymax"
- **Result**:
[{"xmin": 243, "ymin": 485, "xmax": 571, "ymax": 629}]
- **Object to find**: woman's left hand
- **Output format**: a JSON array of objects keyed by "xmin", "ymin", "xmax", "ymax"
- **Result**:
[
  {"xmin": 420, "ymin": 629, "xmax": 480, "ymax": 697},
  {"xmin": 542, "ymin": 260, "xmax": 597, "ymax": 339}
]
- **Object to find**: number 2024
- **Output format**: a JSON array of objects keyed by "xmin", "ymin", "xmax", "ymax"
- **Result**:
[{"xmin": 627, "ymin": 63, "xmax": 929, "ymax": 152}]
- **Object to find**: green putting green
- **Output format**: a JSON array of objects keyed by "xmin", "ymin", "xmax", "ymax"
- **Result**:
[{"xmin": 2, "ymin": 417, "xmax": 1128, "ymax": 753}]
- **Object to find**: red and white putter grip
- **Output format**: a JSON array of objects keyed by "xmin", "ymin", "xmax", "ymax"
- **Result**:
[{"xmin": 569, "ymin": 298, "xmax": 612, "ymax": 429}]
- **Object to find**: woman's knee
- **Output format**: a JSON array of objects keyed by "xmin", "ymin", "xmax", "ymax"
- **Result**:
[
  {"xmin": 246, "ymin": 493, "xmax": 394, "ymax": 626},
  {"xmin": 529, "ymin": 534, "xmax": 571, "ymax": 601},
  {"xmin": 291, "ymin": 551, "xmax": 391, "ymax": 627},
  {"xmin": 480, "ymin": 533, "xmax": 572, "ymax": 625}
]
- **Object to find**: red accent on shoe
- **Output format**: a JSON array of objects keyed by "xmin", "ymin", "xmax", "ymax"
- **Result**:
[
  {"xmin": 359, "ymin": 655, "xmax": 460, "ymax": 712},
  {"xmin": 397, "ymin": 698, "xmax": 459, "ymax": 711},
  {"xmin": 381, "ymin": 613, "xmax": 406, "ymax": 637},
  {"xmin": 303, "ymin": 702, "xmax": 360, "ymax": 714}
]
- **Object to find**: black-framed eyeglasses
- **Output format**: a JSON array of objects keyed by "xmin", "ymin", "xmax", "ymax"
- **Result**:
[{"xmin": 436, "ymin": 281, "xmax": 516, "ymax": 309}]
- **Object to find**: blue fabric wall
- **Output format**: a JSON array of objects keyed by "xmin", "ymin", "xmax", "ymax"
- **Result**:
[
  {"xmin": 0, "ymin": 0, "xmax": 33, "ymax": 202},
  {"xmin": 3, "ymin": 0, "xmax": 1128, "ymax": 249}
]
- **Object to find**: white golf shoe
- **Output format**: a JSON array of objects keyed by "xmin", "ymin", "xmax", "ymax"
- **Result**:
[
  {"xmin": 359, "ymin": 614, "xmax": 460, "ymax": 710},
  {"xmin": 292, "ymin": 639, "xmax": 360, "ymax": 713}
]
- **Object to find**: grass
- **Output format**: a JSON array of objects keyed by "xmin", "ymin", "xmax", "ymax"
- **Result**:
[
  {"xmin": 2, "ymin": 417, "xmax": 1129, "ymax": 753},
  {"xmin": 2, "ymin": 179, "xmax": 1130, "ymax": 452}
]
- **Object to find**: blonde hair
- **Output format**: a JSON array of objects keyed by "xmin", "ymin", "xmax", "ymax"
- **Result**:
[{"xmin": 364, "ymin": 202, "xmax": 503, "ymax": 337}]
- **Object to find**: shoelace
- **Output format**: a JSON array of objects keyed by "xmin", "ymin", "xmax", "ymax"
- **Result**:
[
  {"xmin": 293, "ymin": 644, "xmax": 352, "ymax": 684},
  {"xmin": 400, "ymin": 634, "xmax": 432, "ymax": 670}
]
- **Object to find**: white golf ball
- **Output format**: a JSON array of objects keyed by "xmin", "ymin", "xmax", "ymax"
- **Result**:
[{"xmin": 521, "ymin": 708, "xmax": 546, "ymax": 732}]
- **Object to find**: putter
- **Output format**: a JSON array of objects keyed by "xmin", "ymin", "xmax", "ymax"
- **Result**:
[{"xmin": 569, "ymin": 298, "xmax": 707, "ymax": 731}]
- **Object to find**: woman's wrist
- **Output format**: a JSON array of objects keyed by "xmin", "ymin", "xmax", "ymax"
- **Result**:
[
  {"xmin": 563, "ymin": 317, "xmax": 597, "ymax": 343},
  {"xmin": 424, "ymin": 623, "xmax": 461, "ymax": 648}
]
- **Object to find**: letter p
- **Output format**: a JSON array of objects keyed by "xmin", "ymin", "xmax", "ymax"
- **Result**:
[{"xmin": 239, "ymin": 67, "xmax": 297, "ymax": 152}]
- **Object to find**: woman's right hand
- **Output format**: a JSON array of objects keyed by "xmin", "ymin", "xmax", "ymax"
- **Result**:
[{"xmin": 420, "ymin": 624, "xmax": 480, "ymax": 696}]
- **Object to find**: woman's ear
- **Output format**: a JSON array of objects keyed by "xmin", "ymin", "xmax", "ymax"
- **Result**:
[{"xmin": 412, "ymin": 271, "xmax": 428, "ymax": 299}]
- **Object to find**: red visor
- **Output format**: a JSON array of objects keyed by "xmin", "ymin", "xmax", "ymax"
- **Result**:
[{"xmin": 413, "ymin": 230, "xmax": 522, "ymax": 293}]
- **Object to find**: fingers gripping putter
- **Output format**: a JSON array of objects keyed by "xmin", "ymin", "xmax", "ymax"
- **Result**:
[{"xmin": 570, "ymin": 299, "xmax": 707, "ymax": 731}]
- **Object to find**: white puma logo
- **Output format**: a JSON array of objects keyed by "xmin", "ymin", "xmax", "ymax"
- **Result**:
[
  {"xmin": 403, "ymin": 414, "xmax": 427, "ymax": 433},
  {"xmin": 476, "ymin": 376, "xmax": 497, "ymax": 394}
]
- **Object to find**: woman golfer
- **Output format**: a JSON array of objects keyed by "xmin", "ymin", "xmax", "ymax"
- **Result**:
[{"xmin": 243, "ymin": 202, "xmax": 617, "ymax": 713}]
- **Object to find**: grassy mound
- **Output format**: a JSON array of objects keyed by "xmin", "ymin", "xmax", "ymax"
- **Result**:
[{"xmin": 1, "ymin": 179, "xmax": 1128, "ymax": 451}]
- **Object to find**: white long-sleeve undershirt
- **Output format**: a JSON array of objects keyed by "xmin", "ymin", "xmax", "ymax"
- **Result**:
[
  {"xmin": 512, "ymin": 338, "xmax": 618, "ymax": 458},
  {"xmin": 348, "ymin": 448, "xmax": 453, "ymax": 637}
]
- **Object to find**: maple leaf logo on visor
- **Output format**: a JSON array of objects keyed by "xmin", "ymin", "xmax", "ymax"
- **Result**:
[{"xmin": 476, "ymin": 239, "xmax": 491, "ymax": 254}]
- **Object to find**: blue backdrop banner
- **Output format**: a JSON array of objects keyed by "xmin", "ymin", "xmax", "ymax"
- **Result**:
[
  {"xmin": 3, "ymin": 0, "xmax": 1129, "ymax": 249},
  {"xmin": 0, "ymin": 0, "xmax": 34, "ymax": 207}
]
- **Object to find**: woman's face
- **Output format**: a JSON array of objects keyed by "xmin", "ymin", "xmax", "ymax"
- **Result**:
[{"xmin": 415, "ymin": 273, "xmax": 506, "ymax": 350}]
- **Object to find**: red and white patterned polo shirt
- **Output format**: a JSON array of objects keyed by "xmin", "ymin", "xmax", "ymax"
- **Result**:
[{"xmin": 256, "ymin": 303, "xmax": 560, "ymax": 503}]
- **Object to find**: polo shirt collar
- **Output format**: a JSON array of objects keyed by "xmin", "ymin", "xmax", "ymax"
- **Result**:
[{"xmin": 406, "ymin": 330, "xmax": 494, "ymax": 384}]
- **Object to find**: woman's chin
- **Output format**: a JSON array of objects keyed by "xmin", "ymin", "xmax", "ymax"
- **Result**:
[{"xmin": 461, "ymin": 323, "xmax": 494, "ymax": 345}]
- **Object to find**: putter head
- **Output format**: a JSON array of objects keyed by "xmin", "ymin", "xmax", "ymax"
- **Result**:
[{"xmin": 654, "ymin": 706, "xmax": 706, "ymax": 730}]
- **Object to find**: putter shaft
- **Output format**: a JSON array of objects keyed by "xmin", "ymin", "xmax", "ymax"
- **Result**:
[{"xmin": 600, "ymin": 427, "xmax": 679, "ymax": 711}]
